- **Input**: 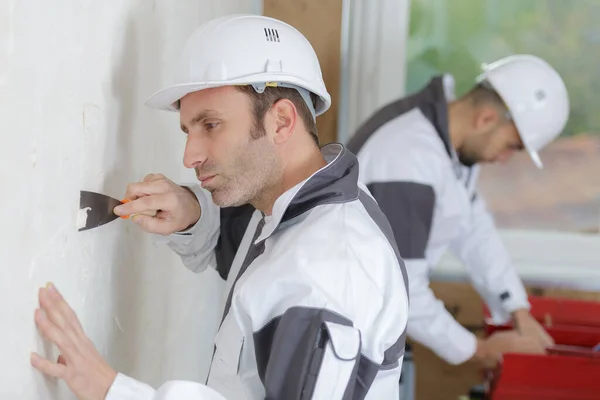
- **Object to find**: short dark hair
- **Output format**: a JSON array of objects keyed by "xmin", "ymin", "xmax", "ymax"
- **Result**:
[
  {"xmin": 465, "ymin": 82, "xmax": 510, "ymax": 119},
  {"xmin": 235, "ymin": 85, "xmax": 319, "ymax": 144}
]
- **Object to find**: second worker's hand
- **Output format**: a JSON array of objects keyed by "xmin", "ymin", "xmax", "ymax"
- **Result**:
[
  {"xmin": 473, "ymin": 330, "xmax": 546, "ymax": 369},
  {"xmin": 512, "ymin": 308, "xmax": 555, "ymax": 349},
  {"xmin": 113, "ymin": 173, "xmax": 201, "ymax": 235}
]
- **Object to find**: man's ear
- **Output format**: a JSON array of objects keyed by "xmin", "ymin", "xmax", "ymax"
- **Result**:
[
  {"xmin": 474, "ymin": 106, "xmax": 501, "ymax": 131},
  {"xmin": 271, "ymin": 99, "xmax": 298, "ymax": 145}
]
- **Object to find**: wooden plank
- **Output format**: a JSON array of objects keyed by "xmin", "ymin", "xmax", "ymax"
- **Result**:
[
  {"xmin": 263, "ymin": 0, "xmax": 342, "ymax": 145},
  {"xmin": 412, "ymin": 282, "xmax": 485, "ymax": 400},
  {"xmin": 412, "ymin": 341, "xmax": 482, "ymax": 400}
]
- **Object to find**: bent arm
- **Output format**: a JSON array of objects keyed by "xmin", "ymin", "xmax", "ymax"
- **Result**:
[
  {"xmin": 449, "ymin": 193, "xmax": 529, "ymax": 324},
  {"xmin": 405, "ymin": 258, "xmax": 478, "ymax": 364},
  {"xmin": 364, "ymin": 163, "xmax": 477, "ymax": 364},
  {"xmin": 257, "ymin": 307, "xmax": 364, "ymax": 399},
  {"xmin": 251, "ymin": 244, "xmax": 407, "ymax": 399}
]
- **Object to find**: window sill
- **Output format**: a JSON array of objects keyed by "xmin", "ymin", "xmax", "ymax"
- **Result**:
[{"xmin": 432, "ymin": 229, "xmax": 600, "ymax": 291}]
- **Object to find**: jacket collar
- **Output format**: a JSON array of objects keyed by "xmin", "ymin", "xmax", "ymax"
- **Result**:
[
  {"xmin": 419, "ymin": 74, "xmax": 479, "ymax": 179},
  {"xmin": 255, "ymin": 143, "xmax": 359, "ymax": 243},
  {"xmin": 415, "ymin": 74, "xmax": 457, "ymax": 158}
]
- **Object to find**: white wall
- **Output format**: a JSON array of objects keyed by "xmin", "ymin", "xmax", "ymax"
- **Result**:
[{"xmin": 0, "ymin": 1, "xmax": 254, "ymax": 399}]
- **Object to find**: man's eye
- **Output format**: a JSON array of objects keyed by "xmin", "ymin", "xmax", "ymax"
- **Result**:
[{"xmin": 205, "ymin": 122, "xmax": 219, "ymax": 131}]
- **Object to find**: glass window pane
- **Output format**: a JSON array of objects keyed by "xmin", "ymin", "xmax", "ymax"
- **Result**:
[{"xmin": 406, "ymin": 0, "xmax": 600, "ymax": 233}]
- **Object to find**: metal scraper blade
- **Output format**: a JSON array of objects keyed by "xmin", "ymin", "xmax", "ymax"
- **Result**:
[{"xmin": 78, "ymin": 190, "xmax": 124, "ymax": 232}]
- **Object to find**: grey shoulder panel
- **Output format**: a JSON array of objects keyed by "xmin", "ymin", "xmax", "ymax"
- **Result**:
[
  {"xmin": 347, "ymin": 76, "xmax": 450, "ymax": 156},
  {"xmin": 215, "ymin": 204, "xmax": 255, "ymax": 280},
  {"xmin": 283, "ymin": 145, "xmax": 359, "ymax": 223},
  {"xmin": 347, "ymin": 93, "xmax": 423, "ymax": 155},
  {"xmin": 364, "ymin": 182, "xmax": 435, "ymax": 260},
  {"xmin": 357, "ymin": 188, "xmax": 410, "ymax": 288}
]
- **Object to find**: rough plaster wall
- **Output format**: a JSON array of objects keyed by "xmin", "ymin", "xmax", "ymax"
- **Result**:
[{"xmin": 0, "ymin": 1, "xmax": 254, "ymax": 398}]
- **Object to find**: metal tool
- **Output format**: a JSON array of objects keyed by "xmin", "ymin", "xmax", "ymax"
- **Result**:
[
  {"xmin": 547, "ymin": 343, "xmax": 600, "ymax": 358},
  {"xmin": 78, "ymin": 190, "xmax": 128, "ymax": 232}
]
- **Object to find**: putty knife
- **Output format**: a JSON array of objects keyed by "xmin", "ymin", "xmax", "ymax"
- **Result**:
[{"xmin": 78, "ymin": 190, "xmax": 129, "ymax": 232}]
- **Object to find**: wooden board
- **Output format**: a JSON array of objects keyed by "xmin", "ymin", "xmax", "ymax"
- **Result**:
[
  {"xmin": 263, "ymin": 0, "xmax": 342, "ymax": 145},
  {"xmin": 412, "ymin": 282, "xmax": 486, "ymax": 400}
]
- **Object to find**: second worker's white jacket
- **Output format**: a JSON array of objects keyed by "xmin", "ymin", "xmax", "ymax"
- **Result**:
[{"xmin": 347, "ymin": 76, "xmax": 530, "ymax": 365}]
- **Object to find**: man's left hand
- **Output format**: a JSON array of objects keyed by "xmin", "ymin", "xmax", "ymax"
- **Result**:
[
  {"xmin": 30, "ymin": 283, "xmax": 117, "ymax": 400},
  {"xmin": 512, "ymin": 308, "xmax": 555, "ymax": 348}
]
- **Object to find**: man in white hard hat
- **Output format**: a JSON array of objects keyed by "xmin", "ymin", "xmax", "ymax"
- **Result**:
[
  {"xmin": 30, "ymin": 14, "xmax": 409, "ymax": 400},
  {"xmin": 347, "ymin": 55, "xmax": 569, "ymax": 382}
]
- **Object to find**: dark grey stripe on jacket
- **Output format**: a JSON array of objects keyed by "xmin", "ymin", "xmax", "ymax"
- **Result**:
[{"xmin": 347, "ymin": 76, "xmax": 452, "ymax": 158}]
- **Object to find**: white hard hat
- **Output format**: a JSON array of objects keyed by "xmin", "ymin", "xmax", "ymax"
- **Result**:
[
  {"xmin": 145, "ymin": 14, "xmax": 331, "ymax": 118},
  {"xmin": 476, "ymin": 54, "xmax": 570, "ymax": 168}
]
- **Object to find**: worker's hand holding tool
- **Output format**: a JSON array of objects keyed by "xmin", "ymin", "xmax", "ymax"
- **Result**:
[
  {"xmin": 474, "ymin": 330, "xmax": 547, "ymax": 369},
  {"xmin": 30, "ymin": 283, "xmax": 116, "ymax": 400},
  {"xmin": 512, "ymin": 308, "xmax": 555, "ymax": 348},
  {"xmin": 113, "ymin": 173, "xmax": 201, "ymax": 235}
]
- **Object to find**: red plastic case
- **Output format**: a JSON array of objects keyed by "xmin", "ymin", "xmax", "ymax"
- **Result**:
[{"xmin": 483, "ymin": 296, "xmax": 600, "ymax": 399}]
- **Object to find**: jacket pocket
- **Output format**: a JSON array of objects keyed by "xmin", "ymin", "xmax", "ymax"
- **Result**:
[{"xmin": 310, "ymin": 322, "xmax": 361, "ymax": 400}]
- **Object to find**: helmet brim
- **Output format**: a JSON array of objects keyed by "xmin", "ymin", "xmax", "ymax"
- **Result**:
[
  {"xmin": 145, "ymin": 77, "xmax": 331, "ymax": 115},
  {"xmin": 145, "ymin": 82, "xmax": 226, "ymax": 111}
]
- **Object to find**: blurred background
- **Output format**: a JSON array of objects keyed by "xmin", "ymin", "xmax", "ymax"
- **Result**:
[{"xmin": 405, "ymin": 0, "xmax": 600, "ymax": 234}]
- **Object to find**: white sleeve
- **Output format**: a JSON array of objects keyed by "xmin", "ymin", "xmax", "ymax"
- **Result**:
[
  {"xmin": 105, "ymin": 373, "xmax": 227, "ymax": 400},
  {"xmin": 406, "ymin": 258, "xmax": 478, "ymax": 365},
  {"xmin": 360, "ymin": 149, "xmax": 478, "ymax": 365},
  {"xmin": 153, "ymin": 184, "xmax": 220, "ymax": 273},
  {"xmin": 449, "ymin": 193, "xmax": 530, "ymax": 324},
  {"xmin": 364, "ymin": 181, "xmax": 479, "ymax": 364}
]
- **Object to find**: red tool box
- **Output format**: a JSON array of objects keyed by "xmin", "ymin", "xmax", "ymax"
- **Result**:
[{"xmin": 482, "ymin": 296, "xmax": 600, "ymax": 399}]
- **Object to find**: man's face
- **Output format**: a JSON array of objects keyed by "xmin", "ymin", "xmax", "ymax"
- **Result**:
[
  {"xmin": 458, "ymin": 107, "xmax": 524, "ymax": 167},
  {"xmin": 179, "ymin": 86, "xmax": 280, "ymax": 207}
]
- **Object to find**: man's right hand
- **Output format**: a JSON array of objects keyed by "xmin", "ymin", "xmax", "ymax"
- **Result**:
[
  {"xmin": 473, "ymin": 330, "xmax": 546, "ymax": 369},
  {"xmin": 113, "ymin": 173, "xmax": 201, "ymax": 235}
]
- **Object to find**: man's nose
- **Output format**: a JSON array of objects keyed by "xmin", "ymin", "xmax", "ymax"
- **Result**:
[{"xmin": 183, "ymin": 133, "xmax": 208, "ymax": 169}]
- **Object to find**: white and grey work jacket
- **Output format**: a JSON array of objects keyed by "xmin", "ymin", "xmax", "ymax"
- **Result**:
[
  {"xmin": 347, "ymin": 76, "xmax": 530, "ymax": 365},
  {"xmin": 105, "ymin": 143, "xmax": 410, "ymax": 400}
]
